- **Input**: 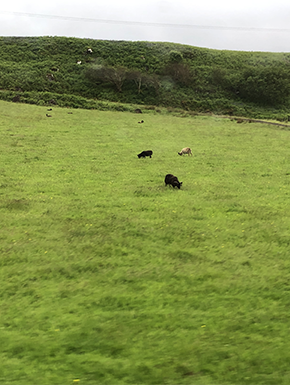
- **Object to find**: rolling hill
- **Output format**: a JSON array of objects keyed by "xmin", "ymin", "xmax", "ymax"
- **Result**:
[{"xmin": 0, "ymin": 36, "xmax": 290, "ymax": 120}]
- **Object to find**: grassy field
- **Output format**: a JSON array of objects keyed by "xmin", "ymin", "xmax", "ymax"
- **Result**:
[{"xmin": 1, "ymin": 100, "xmax": 290, "ymax": 384}]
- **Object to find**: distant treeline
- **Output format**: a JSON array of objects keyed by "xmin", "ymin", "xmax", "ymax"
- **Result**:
[{"xmin": 1, "ymin": 36, "xmax": 290, "ymax": 120}]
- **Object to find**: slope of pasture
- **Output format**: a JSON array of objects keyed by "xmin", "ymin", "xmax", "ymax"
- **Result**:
[{"xmin": 1, "ymin": 100, "xmax": 290, "ymax": 384}]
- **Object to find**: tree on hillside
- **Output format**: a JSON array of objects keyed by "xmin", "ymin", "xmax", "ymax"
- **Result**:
[
  {"xmin": 163, "ymin": 62, "xmax": 193, "ymax": 86},
  {"xmin": 127, "ymin": 70, "xmax": 160, "ymax": 94},
  {"xmin": 86, "ymin": 65, "xmax": 128, "ymax": 92}
]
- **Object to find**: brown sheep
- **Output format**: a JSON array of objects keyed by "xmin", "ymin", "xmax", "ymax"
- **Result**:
[{"xmin": 178, "ymin": 147, "xmax": 192, "ymax": 156}]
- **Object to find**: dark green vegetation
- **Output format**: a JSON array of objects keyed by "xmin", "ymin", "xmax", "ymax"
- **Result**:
[
  {"xmin": 1, "ymin": 36, "xmax": 290, "ymax": 120},
  {"xmin": 1, "ymin": 100, "xmax": 290, "ymax": 384}
]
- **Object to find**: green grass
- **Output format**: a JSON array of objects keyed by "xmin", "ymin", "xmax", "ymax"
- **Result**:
[{"xmin": 1, "ymin": 100, "xmax": 290, "ymax": 384}]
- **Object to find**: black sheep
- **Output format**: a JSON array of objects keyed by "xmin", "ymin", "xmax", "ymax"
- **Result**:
[
  {"xmin": 165, "ymin": 174, "xmax": 182, "ymax": 189},
  {"xmin": 137, "ymin": 150, "xmax": 153, "ymax": 158}
]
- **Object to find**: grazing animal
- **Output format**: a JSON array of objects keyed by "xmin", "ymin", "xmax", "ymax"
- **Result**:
[
  {"xmin": 138, "ymin": 120, "xmax": 144, "ymax": 124},
  {"xmin": 12, "ymin": 95, "xmax": 20, "ymax": 103},
  {"xmin": 47, "ymin": 108, "xmax": 52, "ymax": 111},
  {"xmin": 47, "ymin": 73, "xmax": 54, "ymax": 81},
  {"xmin": 165, "ymin": 174, "xmax": 182, "ymax": 189},
  {"xmin": 87, "ymin": 48, "xmax": 93, "ymax": 54},
  {"xmin": 178, "ymin": 147, "xmax": 192, "ymax": 156},
  {"xmin": 46, "ymin": 114, "xmax": 52, "ymax": 117},
  {"xmin": 137, "ymin": 150, "xmax": 153, "ymax": 158},
  {"xmin": 76, "ymin": 60, "xmax": 82, "ymax": 65}
]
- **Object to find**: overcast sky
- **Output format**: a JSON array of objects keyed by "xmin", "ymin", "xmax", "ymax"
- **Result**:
[{"xmin": 1, "ymin": 0, "xmax": 290, "ymax": 52}]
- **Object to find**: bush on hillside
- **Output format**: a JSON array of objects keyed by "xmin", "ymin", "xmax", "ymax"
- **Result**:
[
  {"xmin": 169, "ymin": 50, "xmax": 184, "ymax": 63},
  {"xmin": 237, "ymin": 65, "xmax": 290, "ymax": 105}
]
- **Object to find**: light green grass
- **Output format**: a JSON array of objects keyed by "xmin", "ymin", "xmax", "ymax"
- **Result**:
[{"xmin": 1, "ymin": 100, "xmax": 290, "ymax": 384}]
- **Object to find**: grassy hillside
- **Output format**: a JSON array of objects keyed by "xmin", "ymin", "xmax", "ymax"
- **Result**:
[
  {"xmin": 1, "ymin": 36, "xmax": 290, "ymax": 119},
  {"xmin": 1, "ymin": 100, "xmax": 290, "ymax": 384}
]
